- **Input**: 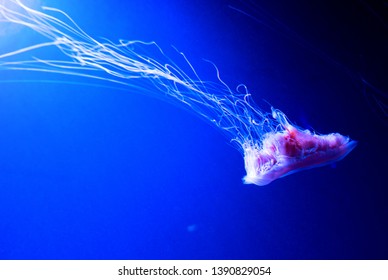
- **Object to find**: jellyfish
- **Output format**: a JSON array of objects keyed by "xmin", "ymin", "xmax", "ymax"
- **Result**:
[{"xmin": 0, "ymin": 0, "xmax": 357, "ymax": 186}]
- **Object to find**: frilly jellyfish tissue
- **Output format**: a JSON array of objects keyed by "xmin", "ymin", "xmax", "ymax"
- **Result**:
[{"xmin": 0, "ymin": 0, "xmax": 357, "ymax": 186}]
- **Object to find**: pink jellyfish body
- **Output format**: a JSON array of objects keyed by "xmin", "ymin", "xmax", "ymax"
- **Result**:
[{"xmin": 243, "ymin": 109, "xmax": 357, "ymax": 186}]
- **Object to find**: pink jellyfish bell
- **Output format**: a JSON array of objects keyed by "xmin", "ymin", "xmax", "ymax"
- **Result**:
[{"xmin": 243, "ymin": 109, "xmax": 357, "ymax": 186}]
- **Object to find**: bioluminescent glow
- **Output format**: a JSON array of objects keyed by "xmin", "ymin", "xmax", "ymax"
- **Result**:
[{"xmin": 0, "ymin": 0, "xmax": 357, "ymax": 186}]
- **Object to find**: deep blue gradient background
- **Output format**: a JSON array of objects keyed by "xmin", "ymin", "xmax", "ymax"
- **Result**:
[{"xmin": 0, "ymin": 0, "xmax": 386, "ymax": 259}]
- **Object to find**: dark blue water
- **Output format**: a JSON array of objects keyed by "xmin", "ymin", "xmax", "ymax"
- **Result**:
[{"xmin": 0, "ymin": 0, "xmax": 386, "ymax": 259}]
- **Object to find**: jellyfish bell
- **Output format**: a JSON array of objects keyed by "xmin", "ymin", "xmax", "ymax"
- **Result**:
[{"xmin": 243, "ymin": 109, "xmax": 357, "ymax": 186}]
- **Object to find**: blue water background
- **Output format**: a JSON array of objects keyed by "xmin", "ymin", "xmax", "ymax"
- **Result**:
[{"xmin": 0, "ymin": 0, "xmax": 386, "ymax": 259}]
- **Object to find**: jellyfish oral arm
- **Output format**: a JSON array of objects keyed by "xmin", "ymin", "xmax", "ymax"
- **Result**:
[{"xmin": 243, "ymin": 124, "xmax": 357, "ymax": 186}]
